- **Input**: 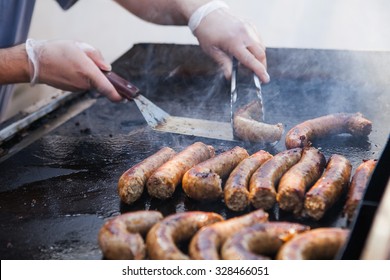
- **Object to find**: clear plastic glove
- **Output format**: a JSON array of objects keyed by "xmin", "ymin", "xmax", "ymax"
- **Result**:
[
  {"xmin": 191, "ymin": 4, "xmax": 269, "ymax": 83},
  {"xmin": 25, "ymin": 39, "xmax": 122, "ymax": 101}
]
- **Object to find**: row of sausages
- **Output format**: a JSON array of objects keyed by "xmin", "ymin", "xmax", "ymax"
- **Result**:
[
  {"xmin": 107, "ymin": 112, "xmax": 374, "ymax": 260},
  {"xmin": 118, "ymin": 141, "xmax": 376, "ymax": 222},
  {"xmin": 98, "ymin": 209, "xmax": 349, "ymax": 260},
  {"xmin": 231, "ymin": 106, "xmax": 372, "ymax": 146}
]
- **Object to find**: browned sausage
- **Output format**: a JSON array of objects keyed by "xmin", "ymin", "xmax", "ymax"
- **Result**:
[
  {"xmin": 221, "ymin": 222, "xmax": 310, "ymax": 260},
  {"xmin": 277, "ymin": 147, "xmax": 326, "ymax": 215},
  {"xmin": 224, "ymin": 150, "xmax": 273, "ymax": 211},
  {"xmin": 285, "ymin": 112, "xmax": 372, "ymax": 149},
  {"xmin": 98, "ymin": 210, "xmax": 163, "ymax": 260},
  {"xmin": 118, "ymin": 147, "xmax": 176, "ymax": 204},
  {"xmin": 182, "ymin": 146, "xmax": 249, "ymax": 201},
  {"xmin": 343, "ymin": 159, "xmax": 377, "ymax": 222},
  {"xmin": 147, "ymin": 142, "xmax": 215, "ymax": 200},
  {"xmin": 233, "ymin": 116, "xmax": 284, "ymax": 144},
  {"xmin": 249, "ymin": 148, "xmax": 302, "ymax": 210},
  {"xmin": 234, "ymin": 100, "xmax": 263, "ymax": 120},
  {"xmin": 146, "ymin": 211, "xmax": 223, "ymax": 260},
  {"xmin": 233, "ymin": 101, "xmax": 283, "ymax": 143},
  {"xmin": 304, "ymin": 154, "xmax": 352, "ymax": 220},
  {"xmin": 277, "ymin": 228, "xmax": 349, "ymax": 260},
  {"xmin": 189, "ymin": 209, "xmax": 268, "ymax": 260}
]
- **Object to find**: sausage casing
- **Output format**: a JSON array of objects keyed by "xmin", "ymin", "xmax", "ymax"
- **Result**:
[
  {"xmin": 343, "ymin": 159, "xmax": 377, "ymax": 222},
  {"xmin": 182, "ymin": 146, "xmax": 249, "ymax": 201},
  {"xmin": 224, "ymin": 150, "xmax": 273, "ymax": 211},
  {"xmin": 233, "ymin": 101, "xmax": 283, "ymax": 143},
  {"xmin": 146, "ymin": 211, "xmax": 223, "ymax": 260},
  {"xmin": 304, "ymin": 154, "xmax": 352, "ymax": 220},
  {"xmin": 285, "ymin": 112, "xmax": 372, "ymax": 149},
  {"xmin": 147, "ymin": 142, "xmax": 215, "ymax": 200},
  {"xmin": 118, "ymin": 147, "xmax": 176, "ymax": 204},
  {"xmin": 277, "ymin": 147, "xmax": 326, "ymax": 215},
  {"xmin": 189, "ymin": 209, "xmax": 268, "ymax": 260},
  {"xmin": 221, "ymin": 222, "xmax": 310, "ymax": 260},
  {"xmin": 249, "ymin": 148, "xmax": 302, "ymax": 210},
  {"xmin": 98, "ymin": 210, "xmax": 163, "ymax": 260},
  {"xmin": 277, "ymin": 228, "xmax": 349, "ymax": 260}
]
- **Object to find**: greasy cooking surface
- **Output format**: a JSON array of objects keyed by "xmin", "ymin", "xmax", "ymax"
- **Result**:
[{"xmin": 0, "ymin": 44, "xmax": 389, "ymax": 259}]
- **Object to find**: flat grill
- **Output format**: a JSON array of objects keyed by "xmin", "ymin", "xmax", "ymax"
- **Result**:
[{"xmin": 0, "ymin": 44, "xmax": 389, "ymax": 259}]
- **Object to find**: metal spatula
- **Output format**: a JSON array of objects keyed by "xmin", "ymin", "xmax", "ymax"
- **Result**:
[{"xmin": 104, "ymin": 71, "xmax": 234, "ymax": 141}]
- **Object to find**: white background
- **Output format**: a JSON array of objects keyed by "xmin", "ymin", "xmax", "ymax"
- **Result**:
[{"xmin": 6, "ymin": 0, "xmax": 390, "ymax": 120}]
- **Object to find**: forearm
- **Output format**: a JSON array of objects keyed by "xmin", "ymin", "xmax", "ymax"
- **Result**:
[
  {"xmin": 0, "ymin": 44, "xmax": 30, "ymax": 84},
  {"xmin": 114, "ymin": 0, "xmax": 211, "ymax": 25}
]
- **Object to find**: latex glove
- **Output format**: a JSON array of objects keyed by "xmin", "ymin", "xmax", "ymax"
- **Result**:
[
  {"xmin": 25, "ymin": 39, "xmax": 122, "ymax": 102},
  {"xmin": 191, "ymin": 5, "xmax": 269, "ymax": 82}
]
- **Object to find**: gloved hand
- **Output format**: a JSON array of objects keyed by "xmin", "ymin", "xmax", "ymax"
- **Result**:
[
  {"xmin": 25, "ymin": 39, "xmax": 122, "ymax": 101},
  {"xmin": 189, "ymin": 2, "xmax": 269, "ymax": 83}
]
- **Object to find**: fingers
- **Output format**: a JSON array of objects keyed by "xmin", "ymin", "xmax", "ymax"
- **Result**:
[
  {"xmin": 233, "ymin": 23, "xmax": 269, "ymax": 83},
  {"xmin": 76, "ymin": 42, "xmax": 122, "ymax": 102},
  {"xmin": 194, "ymin": 8, "xmax": 270, "ymax": 83},
  {"xmin": 233, "ymin": 45, "xmax": 270, "ymax": 83},
  {"xmin": 90, "ymin": 68, "xmax": 123, "ymax": 102}
]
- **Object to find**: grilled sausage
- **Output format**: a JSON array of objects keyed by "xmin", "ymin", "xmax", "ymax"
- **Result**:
[
  {"xmin": 249, "ymin": 148, "xmax": 302, "ymax": 210},
  {"xmin": 224, "ymin": 150, "xmax": 273, "ymax": 211},
  {"xmin": 182, "ymin": 146, "xmax": 249, "ymax": 201},
  {"xmin": 221, "ymin": 222, "xmax": 310, "ymax": 260},
  {"xmin": 277, "ymin": 147, "xmax": 326, "ymax": 215},
  {"xmin": 146, "ymin": 211, "xmax": 223, "ymax": 260},
  {"xmin": 304, "ymin": 154, "xmax": 352, "ymax": 220},
  {"xmin": 343, "ymin": 159, "xmax": 377, "ymax": 222},
  {"xmin": 277, "ymin": 228, "xmax": 349, "ymax": 260},
  {"xmin": 118, "ymin": 147, "xmax": 176, "ymax": 204},
  {"xmin": 233, "ymin": 101, "xmax": 283, "ymax": 143},
  {"xmin": 285, "ymin": 112, "xmax": 372, "ymax": 149},
  {"xmin": 147, "ymin": 142, "xmax": 215, "ymax": 200},
  {"xmin": 189, "ymin": 209, "xmax": 268, "ymax": 260},
  {"xmin": 234, "ymin": 100, "xmax": 263, "ymax": 119},
  {"xmin": 233, "ymin": 116, "xmax": 284, "ymax": 143},
  {"xmin": 98, "ymin": 210, "xmax": 163, "ymax": 260}
]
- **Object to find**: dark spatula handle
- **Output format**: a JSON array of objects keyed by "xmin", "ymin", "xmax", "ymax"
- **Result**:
[{"xmin": 103, "ymin": 71, "xmax": 140, "ymax": 100}]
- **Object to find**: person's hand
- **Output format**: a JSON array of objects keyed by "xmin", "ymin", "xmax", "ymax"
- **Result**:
[
  {"xmin": 192, "ymin": 7, "xmax": 269, "ymax": 83},
  {"xmin": 25, "ymin": 39, "xmax": 122, "ymax": 101}
]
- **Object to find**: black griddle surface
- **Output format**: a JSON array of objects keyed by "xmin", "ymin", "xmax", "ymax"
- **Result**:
[{"xmin": 0, "ymin": 44, "xmax": 389, "ymax": 259}]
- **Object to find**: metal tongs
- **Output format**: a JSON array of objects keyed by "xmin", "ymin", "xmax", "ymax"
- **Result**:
[{"xmin": 230, "ymin": 57, "xmax": 264, "ymax": 123}]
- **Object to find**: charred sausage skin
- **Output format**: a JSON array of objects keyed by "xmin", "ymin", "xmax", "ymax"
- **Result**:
[
  {"xmin": 146, "ymin": 211, "xmax": 223, "ymax": 260},
  {"xmin": 343, "ymin": 159, "xmax": 377, "ymax": 222},
  {"xmin": 182, "ymin": 146, "xmax": 249, "ymax": 201},
  {"xmin": 285, "ymin": 112, "xmax": 372, "ymax": 149},
  {"xmin": 221, "ymin": 222, "xmax": 310, "ymax": 260},
  {"xmin": 118, "ymin": 147, "xmax": 176, "ymax": 204},
  {"xmin": 277, "ymin": 228, "xmax": 349, "ymax": 260},
  {"xmin": 98, "ymin": 210, "xmax": 163, "ymax": 260},
  {"xmin": 277, "ymin": 147, "xmax": 326, "ymax": 215},
  {"xmin": 224, "ymin": 150, "xmax": 273, "ymax": 211},
  {"xmin": 147, "ymin": 142, "xmax": 215, "ymax": 200},
  {"xmin": 189, "ymin": 209, "xmax": 268, "ymax": 260},
  {"xmin": 304, "ymin": 154, "xmax": 352, "ymax": 220},
  {"xmin": 249, "ymin": 148, "xmax": 302, "ymax": 210}
]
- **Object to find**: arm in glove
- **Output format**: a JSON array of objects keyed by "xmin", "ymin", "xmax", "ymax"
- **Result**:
[
  {"xmin": 114, "ymin": 0, "xmax": 269, "ymax": 82},
  {"xmin": 191, "ymin": 3, "xmax": 269, "ymax": 82},
  {"xmin": 25, "ymin": 39, "xmax": 122, "ymax": 101}
]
